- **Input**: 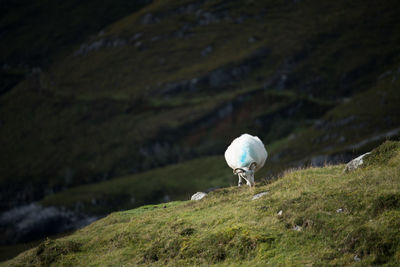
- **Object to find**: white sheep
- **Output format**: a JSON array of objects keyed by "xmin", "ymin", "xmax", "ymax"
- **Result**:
[{"xmin": 224, "ymin": 133, "xmax": 268, "ymax": 187}]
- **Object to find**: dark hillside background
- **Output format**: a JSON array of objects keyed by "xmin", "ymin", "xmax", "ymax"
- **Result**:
[{"xmin": 1, "ymin": 0, "xmax": 400, "ymax": 261}]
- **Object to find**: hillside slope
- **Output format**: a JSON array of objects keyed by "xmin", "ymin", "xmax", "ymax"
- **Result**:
[
  {"xmin": 23, "ymin": 72, "xmax": 400, "ymax": 219},
  {"xmin": 4, "ymin": 141, "xmax": 400, "ymax": 266},
  {"xmin": 0, "ymin": 0, "xmax": 151, "ymax": 94},
  {"xmin": 1, "ymin": 0, "xmax": 400, "ymax": 213}
]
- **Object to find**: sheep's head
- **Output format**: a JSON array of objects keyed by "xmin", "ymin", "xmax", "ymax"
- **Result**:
[{"xmin": 233, "ymin": 162, "xmax": 256, "ymax": 187}]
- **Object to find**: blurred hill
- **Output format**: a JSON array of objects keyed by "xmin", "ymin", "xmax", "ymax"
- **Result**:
[{"xmin": 1, "ymin": 0, "xmax": 400, "ymax": 254}]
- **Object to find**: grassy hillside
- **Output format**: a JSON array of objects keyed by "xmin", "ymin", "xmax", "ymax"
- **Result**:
[
  {"xmin": 0, "ymin": 0, "xmax": 151, "ymax": 65},
  {"xmin": 1, "ymin": 0, "xmax": 400, "ymax": 212},
  {"xmin": 4, "ymin": 141, "xmax": 400, "ymax": 266},
  {"xmin": 23, "ymin": 72, "xmax": 397, "ymax": 218},
  {"xmin": 0, "ymin": 0, "xmax": 151, "ymax": 95}
]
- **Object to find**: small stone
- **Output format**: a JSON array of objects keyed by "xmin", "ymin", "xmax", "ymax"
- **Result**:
[
  {"xmin": 293, "ymin": 225, "xmax": 302, "ymax": 231},
  {"xmin": 191, "ymin": 192, "xmax": 207, "ymax": 201},
  {"xmin": 135, "ymin": 41, "xmax": 142, "ymax": 48},
  {"xmin": 277, "ymin": 210, "xmax": 283, "ymax": 216},
  {"xmin": 132, "ymin": 33, "xmax": 142, "ymax": 40},
  {"xmin": 252, "ymin": 192, "xmax": 268, "ymax": 200},
  {"xmin": 141, "ymin": 13, "xmax": 154, "ymax": 24},
  {"xmin": 336, "ymin": 208, "xmax": 343, "ymax": 213},
  {"xmin": 248, "ymin": 36, "xmax": 257, "ymax": 43},
  {"xmin": 354, "ymin": 255, "xmax": 361, "ymax": 261},
  {"xmin": 201, "ymin": 45, "xmax": 213, "ymax": 57}
]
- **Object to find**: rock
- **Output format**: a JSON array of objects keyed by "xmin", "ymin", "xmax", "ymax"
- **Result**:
[
  {"xmin": 277, "ymin": 210, "xmax": 283, "ymax": 216},
  {"xmin": 248, "ymin": 36, "xmax": 257, "ymax": 43},
  {"xmin": 74, "ymin": 39, "xmax": 105, "ymax": 56},
  {"xmin": 135, "ymin": 41, "xmax": 143, "ymax": 48},
  {"xmin": 208, "ymin": 68, "xmax": 230, "ymax": 88},
  {"xmin": 0, "ymin": 203, "xmax": 97, "ymax": 245},
  {"xmin": 191, "ymin": 192, "xmax": 207, "ymax": 201},
  {"xmin": 111, "ymin": 39, "xmax": 126, "ymax": 47},
  {"xmin": 197, "ymin": 11, "xmax": 219, "ymax": 25},
  {"xmin": 252, "ymin": 192, "xmax": 269, "ymax": 200},
  {"xmin": 131, "ymin": 33, "xmax": 143, "ymax": 41},
  {"xmin": 140, "ymin": 13, "xmax": 159, "ymax": 24},
  {"xmin": 293, "ymin": 225, "xmax": 302, "ymax": 231},
  {"xmin": 176, "ymin": 24, "xmax": 192, "ymax": 38},
  {"xmin": 235, "ymin": 16, "xmax": 246, "ymax": 24},
  {"xmin": 201, "ymin": 45, "xmax": 213, "ymax": 57},
  {"xmin": 74, "ymin": 37, "xmax": 128, "ymax": 56},
  {"xmin": 217, "ymin": 102, "xmax": 233, "ymax": 118},
  {"xmin": 344, "ymin": 152, "xmax": 371, "ymax": 172}
]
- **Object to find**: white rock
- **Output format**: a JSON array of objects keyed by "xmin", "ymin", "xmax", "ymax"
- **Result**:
[
  {"xmin": 344, "ymin": 152, "xmax": 371, "ymax": 172},
  {"xmin": 191, "ymin": 192, "xmax": 207, "ymax": 201},
  {"xmin": 252, "ymin": 192, "xmax": 269, "ymax": 200},
  {"xmin": 293, "ymin": 225, "xmax": 302, "ymax": 231}
]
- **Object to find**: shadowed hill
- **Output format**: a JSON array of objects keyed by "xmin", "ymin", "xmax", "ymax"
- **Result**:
[
  {"xmin": 0, "ymin": 0, "xmax": 152, "ymax": 96},
  {"xmin": 1, "ymin": 0, "xmax": 399, "ymax": 212}
]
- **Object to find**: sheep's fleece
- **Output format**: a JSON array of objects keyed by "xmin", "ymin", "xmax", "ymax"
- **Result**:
[{"xmin": 225, "ymin": 133, "xmax": 268, "ymax": 186}]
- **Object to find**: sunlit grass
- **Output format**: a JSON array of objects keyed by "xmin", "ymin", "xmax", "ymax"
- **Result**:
[{"xmin": 5, "ymin": 141, "xmax": 400, "ymax": 266}]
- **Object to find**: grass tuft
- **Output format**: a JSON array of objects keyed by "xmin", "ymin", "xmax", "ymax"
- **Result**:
[
  {"xmin": 35, "ymin": 239, "xmax": 81, "ymax": 266},
  {"xmin": 364, "ymin": 140, "xmax": 400, "ymax": 167}
]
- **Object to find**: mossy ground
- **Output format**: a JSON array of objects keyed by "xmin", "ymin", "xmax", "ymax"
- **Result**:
[{"xmin": 4, "ymin": 141, "xmax": 400, "ymax": 266}]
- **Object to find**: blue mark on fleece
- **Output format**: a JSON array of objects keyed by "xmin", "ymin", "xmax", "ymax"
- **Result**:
[{"xmin": 240, "ymin": 148, "xmax": 248, "ymax": 164}]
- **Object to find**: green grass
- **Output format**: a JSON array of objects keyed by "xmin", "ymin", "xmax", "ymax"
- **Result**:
[{"xmin": 4, "ymin": 141, "xmax": 400, "ymax": 266}]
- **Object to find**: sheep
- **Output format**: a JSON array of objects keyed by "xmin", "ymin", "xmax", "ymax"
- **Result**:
[{"xmin": 224, "ymin": 133, "xmax": 268, "ymax": 187}]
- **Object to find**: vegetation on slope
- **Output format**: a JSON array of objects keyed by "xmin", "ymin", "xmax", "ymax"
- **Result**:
[
  {"xmin": 267, "ymin": 71, "xmax": 400, "ymax": 171},
  {"xmin": 40, "ymin": 156, "xmax": 232, "ymax": 215},
  {"xmin": 27, "ymin": 73, "xmax": 399, "ymax": 217},
  {"xmin": 2, "ymin": 0, "xmax": 400, "ymax": 210},
  {"xmin": 4, "ymin": 141, "xmax": 400, "ymax": 266},
  {"xmin": 0, "ymin": 0, "xmax": 151, "ymax": 95}
]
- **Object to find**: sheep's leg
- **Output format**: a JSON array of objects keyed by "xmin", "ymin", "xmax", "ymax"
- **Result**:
[
  {"xmin": 249, "ymin": 175, "xmax": 255, "ymax": 187},
  {"xmin": 246, "ymin": 179, "xmax": 252, "ymax": 187},
  {"xmin": 242, "ymin": 177, "xmax": 251, "ymax": 187},
  {"xmin": 238, "ymin": 175, "xmax": 243, "ymax": 187}
]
